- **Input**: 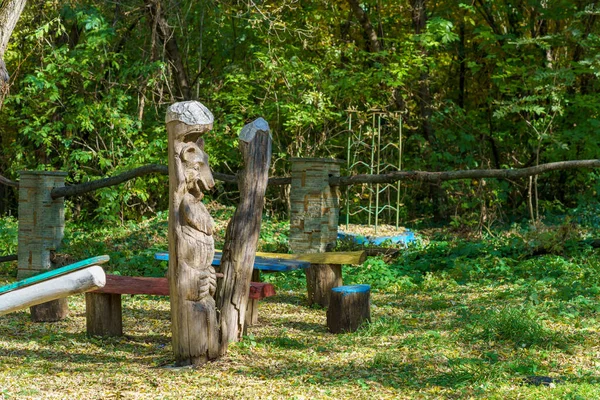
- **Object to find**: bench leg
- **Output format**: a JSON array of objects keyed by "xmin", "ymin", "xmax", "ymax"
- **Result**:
[
  {"xmin": 85, "ymin": 293, "xmax": 123, "ymax": 337},
  {"xmin": 305, "ymin": 263, "xmax": 342, "ymax": 308},
  {"xmin": 30, "ymin": 298, "xmax": 69, "ymax": 322}
]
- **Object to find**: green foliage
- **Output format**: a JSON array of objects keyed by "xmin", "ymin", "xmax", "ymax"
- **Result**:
[
  {"xmin": 0, "ymin": 216, "xmax": 17, "ymax": 257},
  {"xmin": 0, "ymin": 216, "xmax": 18, "ymax": 276},
  {"xmin": 2, "ymin": 0, "xmax": 600, "ymax": 224}
]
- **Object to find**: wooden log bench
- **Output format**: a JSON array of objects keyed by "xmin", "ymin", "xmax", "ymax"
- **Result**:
[
  {"xmin": 255, "ymin": 251, "xmax": 368, "ymax": 308},
  {"xmin": 155, "ymin": 250, "xmax": 367, "ymax": 308},
  {"xmin": 85, "ymin": 275, "xmax": 275, "ymax": 337},
  {"xmin": 0, "ymin": 256, "xmax": 109, "ymax": 317}
]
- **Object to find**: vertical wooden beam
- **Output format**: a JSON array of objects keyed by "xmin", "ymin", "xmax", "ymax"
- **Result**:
[
  {"xmin": 216, "ymin": 118, "xmax": 272, "ymax": 354},
  {"xmin": 166, "ymin": 101, "xmax": 219, "ymax": 366}
]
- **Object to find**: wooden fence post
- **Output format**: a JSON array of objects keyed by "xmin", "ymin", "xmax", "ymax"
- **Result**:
[
  {"xmin": 166, "ymin": 101, "xmax": 219, "ymax": 366},
  {"xmin": 17, "ymin": 170, "xmax": 69, "ymax": 321},
  {"xmin": 289, "ymin": 158, "xmax": 344, "ymax": 307}
]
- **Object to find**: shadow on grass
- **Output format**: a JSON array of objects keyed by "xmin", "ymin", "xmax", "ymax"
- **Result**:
[
  {"xmin": 230, "ymin": 353, "xmax": 424, "ymax": 390},
  {"xmin": 258, "ymin": 336, "xmax": 309, "ymax": 350},
  {"xmin": 263, "ymin": 292, "xmax": 307, "ymax": 306},
  {"xmin": 279, "ymin": 320, "xmax": 327, "ymax": 333}
]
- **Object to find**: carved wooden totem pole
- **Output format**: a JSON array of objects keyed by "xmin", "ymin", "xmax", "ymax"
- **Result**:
[{"xmin": 166, "ymin": 101, "xmax": 219, "ymax": 366}]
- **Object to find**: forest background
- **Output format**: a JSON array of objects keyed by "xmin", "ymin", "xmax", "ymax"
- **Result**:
[{"xmin": 1, "ymin": 0, "xmax": 599, "ymax": 226}]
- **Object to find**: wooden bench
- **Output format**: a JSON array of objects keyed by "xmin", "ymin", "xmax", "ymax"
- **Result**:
[
  {"xmin": 155, "ymin": 250, "xmax": 367, "ymax": 308},
  {"xmin": 85, "ymin": 275, "xmax": 275, "ymax": 337},
  {"xmin": 154, "ymin": 251, "xmax": 310, "ymax": 281},
  {"xmin": 255, "ymin": 251, "xmax": 368, "ymax": 308}
]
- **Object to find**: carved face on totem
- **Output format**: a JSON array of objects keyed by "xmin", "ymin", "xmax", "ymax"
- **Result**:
[{"xmin": 180, "ymin": 138, "xmax": 214, "ymax": 199}]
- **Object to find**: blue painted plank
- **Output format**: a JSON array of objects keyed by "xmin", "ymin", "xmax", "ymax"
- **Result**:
[
  {"xmin": 0, "ymin": 255, "xmax": 110, "ymax": 296},
  {"xmin": 337, "ymin": 230, "xmax": 416, "ymax": 246},
  {"xmin": 332, "ymin": 284, "xmax": 371, "ymax": 294},
  {"xmin": 154, "ymin": 252, "xmax": 309, "ymax": 272}
]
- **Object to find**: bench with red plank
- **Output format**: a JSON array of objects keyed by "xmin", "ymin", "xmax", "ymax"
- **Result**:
[{"xmin": 85, "ymin": 275, "xmax": 275, "ymax": 337}]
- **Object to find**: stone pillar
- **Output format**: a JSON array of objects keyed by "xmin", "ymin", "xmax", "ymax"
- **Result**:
[
  {"xmin": 289, "ymin": 158, "xmax": 343, "ymax": 253},
  {"xmin": 17, "ymin": 170, "xmax": 68, "ymax": 321},
  {"xmin": 290, "ymin": 158, "xmax": 343, "ymax": 307}
]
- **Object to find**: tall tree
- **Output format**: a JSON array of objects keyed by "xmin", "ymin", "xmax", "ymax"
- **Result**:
[{"xmin": 0, "ymin": 0, "xmax": 27, "ymax": 100}]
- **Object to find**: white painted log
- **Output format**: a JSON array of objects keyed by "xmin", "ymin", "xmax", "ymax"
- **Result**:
[{"xmin": 0, "ymin": 265, "xmax": 106, "ymax": 316}]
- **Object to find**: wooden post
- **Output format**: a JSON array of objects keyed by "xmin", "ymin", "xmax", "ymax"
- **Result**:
[
  {"xmin": 85, "ymin": 293, "xmax": 123, "ymax": 337},
  {"xmin": 17, "ymin": 170, "xmax": 70, "ymax": 321},
  {"xmin": 216, "ymin": 118, "xmax": 272, "ymax": 355},
  {"xmin": 326, "ymin": 284, "xmax": 371, "ymax": 333},
  {"xmin": 305, "ymin": 264, "xmax": 342, "ymax": 308},
  {"xmin": 289, "ymin": 158, "xmax": 344, "ymax": 307},
  {"xmin": 166, "ymin": 101, "xmax": 219, "ymax": 366}
]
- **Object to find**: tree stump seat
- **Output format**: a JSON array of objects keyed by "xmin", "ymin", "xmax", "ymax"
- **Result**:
[
  {"xmin": 85, "ymin": 275, "xmax": 275, "ymax": 337},
  {"xmin": 326, "ymin": 284, "xmax": 371, "ymax": 333}
]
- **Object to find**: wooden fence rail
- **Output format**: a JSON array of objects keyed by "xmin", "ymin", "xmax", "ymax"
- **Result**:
[{"xmin": 2, "ymin": 159, "xmax": 600, "ymax": 199}]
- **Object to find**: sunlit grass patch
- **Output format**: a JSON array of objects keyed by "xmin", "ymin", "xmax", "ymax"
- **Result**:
[{"xmin": 463, "ymin": 306, "xmax": 568, "ymax": 349}]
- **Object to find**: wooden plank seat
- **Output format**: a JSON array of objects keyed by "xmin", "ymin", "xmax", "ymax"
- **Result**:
[
  {"xmin": 154, "ymin": 251, "xmax": 310, "ymax": 274},
  {"xmin": 85, "ymin": 275, "xmax": 275, "ymax": 337},
  {"xmin": 155, "ymin": 251, "xmax": 310, "ymax": 286},
  {"xmin": 155, "ymin": 249, "xmax": 368, "ymax": 308}
]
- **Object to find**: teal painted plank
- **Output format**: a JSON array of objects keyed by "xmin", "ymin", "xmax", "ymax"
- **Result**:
[{"xmin": 0, "ymin": 255, "xmax": 110, "ymax": 296}]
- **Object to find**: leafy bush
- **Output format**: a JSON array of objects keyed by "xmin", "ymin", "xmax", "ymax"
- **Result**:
[
  {"xmin": 0, "ymin": 216, "xmax": 17, "ymax": 256},
  {"xmin": 0, "ymin": 216, "xmax": 18, "ymax": 276}
]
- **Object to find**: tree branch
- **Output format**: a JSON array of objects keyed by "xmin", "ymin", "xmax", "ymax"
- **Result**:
[
  {"xmin": 9, "ymin": 160, "xmax": 600, "ymax": 199},
  {"xmin": 144, "ymin": 0, "xmax": 191, "ymax": 100},
  {"xmin": 346, "ymin": 0, "xmax": 381, "ymax": 52},
  {"xmin": 45, "ymin": 164, "xmax": 288, "ymax": 200},
  {"xmin": 0, "ymin": 174, "xmax": 18, "ymax": 188},
  {"xmin": 332, "ymin": 160, "xmax": 600, "ymax": 186},
  {"xmin": 0, "ymin": 254, "xmax": 17, "ymax": 263},
  {"xmin": 50, "ymin": 164, "xmax": 168, "ymax": 199}
]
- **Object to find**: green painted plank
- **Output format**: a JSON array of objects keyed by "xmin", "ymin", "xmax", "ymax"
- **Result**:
[{"xmin": 0, "ymin": 255, "xmax": 110, "ymax": 296}]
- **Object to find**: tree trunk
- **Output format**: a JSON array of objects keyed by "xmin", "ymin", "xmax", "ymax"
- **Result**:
[
  {"xmin": 0, "ymin": 0, "xmax": 28, "ymax": 101},
  {"xmin": 411, "ymin": 0, "xmax": 434, "ymax": 143},
  {"xmin": 145, "ymin": 0, "xmax": 191, "ymax": 101},
  {"xmin": 216, "ymin": 118, "xmax": 272, "ymax": 355},
  {"xmin": 346, "ymin": 0, "xmax": 381, "ymax": 53}
]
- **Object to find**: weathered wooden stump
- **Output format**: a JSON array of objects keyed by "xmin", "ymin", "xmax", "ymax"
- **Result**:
[
  {"xmin": 326, "ymin": 284, "xmax": 371, "ymax": 333},
  {"xmin": 85, "ymin": 293, "xmax": 123, "ymax": 337},
  {"xmin": 30, "ymin": 298, "xmax": 69, "ymax": 322},
  {"xmin": 305, "ymin": 263, "xmax": 342, "ymax": 308}
]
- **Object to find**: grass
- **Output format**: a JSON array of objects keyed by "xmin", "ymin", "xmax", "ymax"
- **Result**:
[{"xmin": 2, "ymin": 209, "xmax": 600, "ymax": 398}]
